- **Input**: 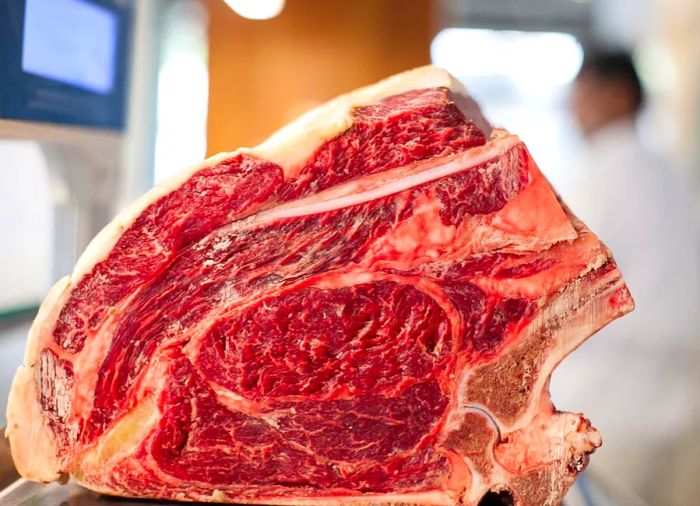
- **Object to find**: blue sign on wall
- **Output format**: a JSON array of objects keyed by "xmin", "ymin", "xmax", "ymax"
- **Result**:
[{"xmin": 0, "ymin": 0, "xmax": 133, "ymax": 130}]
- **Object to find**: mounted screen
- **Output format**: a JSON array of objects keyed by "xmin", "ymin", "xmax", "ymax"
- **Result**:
[{"xmin": 0, "ymin": 0, "xmax": 132, "ymax": 129}]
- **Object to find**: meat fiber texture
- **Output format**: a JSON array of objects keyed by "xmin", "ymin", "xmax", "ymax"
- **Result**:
[{"xmin": 6, "ymin": 66, "xmax": 633, "ymax": 506}]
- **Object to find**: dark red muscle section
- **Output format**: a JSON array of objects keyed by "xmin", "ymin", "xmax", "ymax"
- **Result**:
[
  {"xmin": 54, "ymin": 156, "xmax": 285, "ymax": 353},
  {"xmin": 441, "ymin": 281, "xmax": 488, "ymax": 344},
  {"xmin": 477, "ymin": 298, "xmax": 534, "ymax": 357},
  {"xmin": 435, "ymin": 143, "xmax": 529, "ymax": 225},
  {"xmin": 147, "ymin": 354, "xmax": 449, "ymax": 494},
  {"xmin": 275, "ymin": 88, "xmax": 485, "ymax": 200},
  {"xmin": 197, "ymin": 282, "xmax": 452, "ymax": 400},
  {"xmin": 443, "ymin": 253, "xmax": 516, "ymax": 279},
  {"xmin": 440, "ymin": 282, "xmax": 533, "ymax": 358}
]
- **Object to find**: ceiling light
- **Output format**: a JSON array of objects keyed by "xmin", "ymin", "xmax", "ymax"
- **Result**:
[{"xmin": 223, "ymin": 0, "xmax": 285, "ymax": 20}]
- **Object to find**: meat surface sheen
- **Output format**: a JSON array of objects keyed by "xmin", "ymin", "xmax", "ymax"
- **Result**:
[{"xmin": 6, "ymin": 66, "xmax": 633, "ymax": 506}]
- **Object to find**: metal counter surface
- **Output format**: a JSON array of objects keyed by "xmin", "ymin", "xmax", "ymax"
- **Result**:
[{"xmin": 0, "ymin": 479, "xmax": 185, "ymax": 505}]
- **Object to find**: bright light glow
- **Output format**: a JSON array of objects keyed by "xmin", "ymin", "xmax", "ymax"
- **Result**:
[
  {"xmin": 431, "ymin": 28, "xmax": 583, "ymax": 89},
  {"xmin": 223, "ymin": 0, "xmax": 285, "ymax": 20},
  {"xmin": 154, "ymin": 1, "xmax": 209, "ymax": 183}
]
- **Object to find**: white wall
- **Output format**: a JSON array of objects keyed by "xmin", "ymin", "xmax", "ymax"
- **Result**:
[{"xmin": 0, "ymin": 140, "xmax": 52, "ymax": 310}]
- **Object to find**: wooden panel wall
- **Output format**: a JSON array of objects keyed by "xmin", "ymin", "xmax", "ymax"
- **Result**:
[{"xmin": 203, "ymin": 0, "xmax": 434, "ymax": 155}]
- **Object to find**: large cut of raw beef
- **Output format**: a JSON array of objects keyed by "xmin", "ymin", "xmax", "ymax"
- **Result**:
[{"xmin": 7, "ymin": 66, "xmax": 632, "ymax": 505}]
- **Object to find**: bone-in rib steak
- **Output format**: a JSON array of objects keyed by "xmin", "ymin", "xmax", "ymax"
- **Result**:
[{"xmin": 7, "ymin": 66, "xmax": 633, "ymax": 506}]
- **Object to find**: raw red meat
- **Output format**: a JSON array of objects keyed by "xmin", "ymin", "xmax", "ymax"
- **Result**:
[{"xmin": 7, "ymin": 66, "xmax": 632, "ymax": 506}]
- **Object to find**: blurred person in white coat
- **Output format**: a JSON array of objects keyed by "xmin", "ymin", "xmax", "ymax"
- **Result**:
[{"xmin": 552, "ymin": 49, "xmax": 700, "ymax": 505}]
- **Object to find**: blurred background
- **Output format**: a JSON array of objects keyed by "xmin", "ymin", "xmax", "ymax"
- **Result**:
[{"xmin": 1, "ymin": 0, "xmax": 699, "ymax": 504}]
